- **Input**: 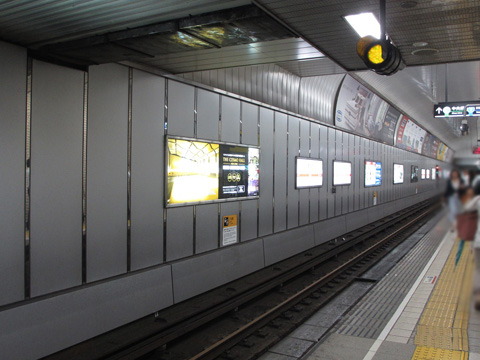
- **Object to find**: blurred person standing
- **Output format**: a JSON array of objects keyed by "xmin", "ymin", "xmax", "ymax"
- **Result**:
[{"xmin": 444, "ymin": 169, "xmax": 464, "ymax": 231}]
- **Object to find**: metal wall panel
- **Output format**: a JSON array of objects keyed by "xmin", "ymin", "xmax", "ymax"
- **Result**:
[
  {"xmin": 287, "ymin": 116, "xmax": 299, "ymax": 229},
  {"xmin": 274, "ymin": 112, "xmax": 288, "ymax": 232},
  {"xmin": 319, "ymin": 125, "xmax": 328, "ymax": 220},
  {"xmin": 87, "ymin": 64, "xmax": 128, "ymax": 282},
  {"xmin": 309, "ymin": 124, "xmax": 320, "ymax": 223},
  {"xmin": 298, "ymin": 75, "xmax": 345, "ymax": 125},
  {"xmin": 348, "ymin": 133, "xmax": 355, "ymax": 213},
  {"xmin": 327, "ymin": 127, "xmax": 336, "ymax": 218},
  {"xmin": 195, "ymin": 204, "xmax": 219, "ymax": 254},
  {"xmin": 335, "ymin": 130, "xmax": 343, "ymax": 217},
  {"xmin": 172, "ymin": 239, "xmax": 264, "ymax": 303},
  {"xmin": 313, "ymin": 216, "xmax": 347, "ymax": 245},
  {"xmin": 179, "ymin": 64, "xmax": 301, "ymax": 116},
  {"xmin": 30, "ymin": 60, "xmax": 83, "ymax": 296},
  {"xmin": 221, "ymin": 96, "xmax": 240, "ymax": 143},
  {"xmin": 130, "ymin": 69, "xmax": 165, "ymax": 270},
  {"xmin": 298, "ymin": 120, "xmax": 310, "ymax": 226},
  {"xmin": 0, "ymin": 265, "xmax": 173, "ymax": 360},
  {"xmin": 259, "ymin": 108, "xmax": 274, "ymax": 237},
  {"xmin": 241, "ymin": 200, "xmax": 258, "ymax": 241},
  {"xmin": 221, "ymin": 202, "xmax": 239, "ymax": 245},
  {"xmin": 0, "ymin": 41, "xmax": 26, "ymax": 305},
  {"xmin": 354, "ymin": 136, "xmax": 361, "ymax": 211},
  {"xmin": 197, "ymin": 88, "xmax": 219, "ymax": 141},
  {"xmin": 167, "ymin": 80, "xmax": 194, "ymax": 137},
  {"xmin": 341, "ymin": 132, "xmax": 348, "ymax": 214},
  {"xmin": 263, "ymin": 226, "xmax": 315, "ymax": 266},
  {"xmin": 241, "ymin": 102, "xmax": 258, "ymax": 146},
  {"xmin": 166, "ymin": 206, "xmax": 193, "ymax": 261}
]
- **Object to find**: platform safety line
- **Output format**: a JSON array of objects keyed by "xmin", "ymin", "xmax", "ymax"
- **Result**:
[{"xmin": 361, "ymin": 230, "xmax": 453, "ymax": 360}]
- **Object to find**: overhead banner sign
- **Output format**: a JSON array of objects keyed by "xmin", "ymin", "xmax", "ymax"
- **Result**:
[
  {"xmin": 434, "ymin": 102, "xmax": 480, "ymax": 117},
  {"xmin": 395, "ymin": 116, "xmax": 426, "ymax": 153}
]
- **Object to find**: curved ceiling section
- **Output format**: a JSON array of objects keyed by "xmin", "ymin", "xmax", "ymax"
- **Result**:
[{"xmin": 179, "ymin": 64, "xmax": 343, "ymax": 124}]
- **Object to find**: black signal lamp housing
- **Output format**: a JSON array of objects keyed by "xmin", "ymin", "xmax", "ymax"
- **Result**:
[{"xmin": 356, "ymin": 36, "xmax": 405, "ymax": 76}]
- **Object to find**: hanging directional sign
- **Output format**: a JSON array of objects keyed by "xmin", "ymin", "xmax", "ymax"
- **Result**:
[{"xmin": 434, "ymin": 102, "xmax": 480, "ymax": 117}]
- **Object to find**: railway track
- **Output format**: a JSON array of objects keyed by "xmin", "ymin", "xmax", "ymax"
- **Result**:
[{"xmin": 45, "ymin": 198, "xmax": 441, "ymax": 360}]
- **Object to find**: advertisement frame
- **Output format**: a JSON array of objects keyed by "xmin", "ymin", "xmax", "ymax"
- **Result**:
[
  {"xmin": 295, "ymin": 157, "xmax": 324, "ymax": 189},
  {"xmin": 165, "ymin": 135, "xmax": 260, "ymax": 207},
  {"xmin": 333, "ymin": 160, "xmax": 352, "ymax": 186},
  {"xmin": 364, "ymin": 159, "xmax": 382, "ymax": 187},
  {"xmin": 393, "ymin": 163, "xmax": 404, "ymax": 185}
]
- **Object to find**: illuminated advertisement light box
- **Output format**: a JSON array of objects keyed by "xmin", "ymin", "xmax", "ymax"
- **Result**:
[
  {"xmin": 426, "ymin": 169, "xmax": 430, "ymax": 179},
  {"xmin": 432, "ymin": 168, "xmax": 436, "ymax": 180},
  {"xmin": 365, "ymin": 160, "xmax": 382, "ymax": 187},
  {"xmin": 393, "ymin": 164, "xmax": 404, "ymax": 184},
  {"xmin": 295, "ymin": 157, "xmax": 323, "ymax": 188},
  {"xmin": 421, "ymin": 168, "xmax": 426, "ymax": 180},
  {"xmin": 333, "ymin": 160, "xmax": 352, "ymax": 186},
  {"xmin": 166, "ymin": 137, "xmax": 259, "ymax": 206},
  {"xmin": 411, "ymin": 165, "xmax": 419, "ymax": 183}
]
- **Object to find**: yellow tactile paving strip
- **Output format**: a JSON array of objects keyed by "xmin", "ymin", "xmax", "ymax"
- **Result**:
[{"xmin": 411, "ymin": 239, "xmax": 474, "ymax": 360}]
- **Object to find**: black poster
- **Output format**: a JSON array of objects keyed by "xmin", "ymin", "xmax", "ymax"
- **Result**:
[
  {"xmin": 379, "ymin": 106, "xmax": 401, "ymax": 144},
  {"xmin": 219, "ymin": 145, "xmax": 248, "ymax": 198}
]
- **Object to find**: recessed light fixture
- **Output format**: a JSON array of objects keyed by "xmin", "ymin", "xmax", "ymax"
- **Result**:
[
  {"xmin": 413, "ymin": 41, "xmax": 428, "ymax": 47},
  {"xmin": 411, "ymin": 48, "xmax": 439, "ymax": 56},
  {"xmin": 401, "ymin": 1, "xmax": 418, "ymax": 8},
  {"xmin": 344, "ymin": 13, "xmax": 381, "ymax": 39}
]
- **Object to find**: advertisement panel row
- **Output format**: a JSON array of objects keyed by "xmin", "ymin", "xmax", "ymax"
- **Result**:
[{"xmin": 335, "ymin": 75, "xmax": 452, "ymax": 161}]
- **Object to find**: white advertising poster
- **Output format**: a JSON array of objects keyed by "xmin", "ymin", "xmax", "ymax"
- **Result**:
[
  {"xmin": 333, "ymin": 161, "xmax": 352, "ymax": 186},
  {"xmin": 421, "ymin": 169, "xmax": 426, "ymax": 180},
  {"xmin": 432, "ymin": 168, "xmax": 436, "ymax": 180},
  {"xmin": 393, "ymin": 164, "xmax": 404, "ymax": 184},
  {"xmin": 296, "ymin": 158, "xmax": 323, "ymax": 188},
  {"xmin": 426, "ymin": 169, "xmax": 430, "ymax": 179}
]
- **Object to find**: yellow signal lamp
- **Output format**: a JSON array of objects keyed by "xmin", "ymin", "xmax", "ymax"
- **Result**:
[{"xmin": 356, "ymin": 35, "xmax": 405, "ymax": 75}]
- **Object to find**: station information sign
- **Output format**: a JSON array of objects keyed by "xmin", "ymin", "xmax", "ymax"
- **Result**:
[{"xmin": 434, "ymin": 102, "xmax": 480, "ymax": 118}]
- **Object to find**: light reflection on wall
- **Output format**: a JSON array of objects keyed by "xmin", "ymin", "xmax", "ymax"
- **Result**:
[{"xmin": 167, "ymin": 139, "xmax": 219, "ymax": 204}]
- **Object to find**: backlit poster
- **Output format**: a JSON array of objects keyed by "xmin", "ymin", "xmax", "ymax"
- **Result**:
[
  {"xmin": 379, "ymin": 106, "xmax": 401, "ymax": 144},
  {"xmin": 296, "ymin": 157, "xmax": 323, "ymax": 188},
  {"xmin": 365, "ymin": 160, "xmax": 382, "ymax": 187},
  {"xmin": 411, "ymin": 165, "xmax": 419, "ymax": 182},
  {"xmin": 421, "ymin": 169, "xmax": 426, "ymax": 180},
  {"xmin": 335, "ymin": 76, "xmax": 396, "ymax": 144},
  {"xmin": 167, "ymin": 139, "xmax": 219, "ymax": 204},
  {"xmin": 432, "ymin": 168, "xmax": 436, "ymax": 180},
  {"xmin": 396, "ymin": 116, "xmax": 426, "ymax": 153},
  {"xmin": 167, "ymin": 137, "xmax": 259, "ymax": 205},
  {"xmin": 333, "ymin": 161, "xmax": 352, "ymax": 186},
  {"xmin": 219, "ymin": 145, "xmax": 248, "ymax": 198},
  {"xmin": 393, "ymin": 164, "xmax": 404, "ymax": 184},
  {"xmin": 426, "ymin": 169, "xmax": 430, "ymax": 179}
]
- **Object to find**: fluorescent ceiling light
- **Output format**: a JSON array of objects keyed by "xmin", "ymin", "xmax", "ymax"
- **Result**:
[{"xmin": 344, "ymin": 13, "xmax": 381, "ymax": 39}]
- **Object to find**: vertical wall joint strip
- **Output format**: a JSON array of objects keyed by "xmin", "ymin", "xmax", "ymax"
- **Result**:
[
  {"xmin": 163, "ymin": 79, "xmax": 168, "ymax": 263},
  {"xmin": 24, "ymin": 57, "xmax": 32, "ymax": 299},
  {"xmin": 127, "ymin": 68, "xmax": 133, "ymax": 272},
  {"xmin": 82, "ymin": 71, "xmax": 88, "ymax": 284},
  {"xmin": 272, "ymin": 112, "xmax": 275, "ymax": 233}
]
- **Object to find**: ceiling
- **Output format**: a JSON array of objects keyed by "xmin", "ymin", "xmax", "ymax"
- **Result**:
[{"xmin": 1, "ymin": 0, "xmax": 480, "ymax": 162}]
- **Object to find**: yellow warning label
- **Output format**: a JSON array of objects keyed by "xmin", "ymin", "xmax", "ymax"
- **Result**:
[{"xmin": 223, "ymin": 215, "xmax": 237, "ymax": 228}]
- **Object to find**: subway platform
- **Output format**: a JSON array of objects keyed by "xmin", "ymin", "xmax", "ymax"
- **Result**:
[{"xmin": 259, "ymin": 211, "xmax": 480, "ymax": 360}]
